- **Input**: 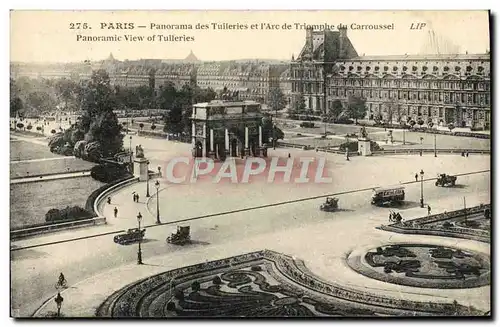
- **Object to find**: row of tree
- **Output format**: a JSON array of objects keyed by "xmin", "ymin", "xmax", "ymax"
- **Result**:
[{"xmin": 290, "ymin": 95, "xmax": 366, "ymax": 123}]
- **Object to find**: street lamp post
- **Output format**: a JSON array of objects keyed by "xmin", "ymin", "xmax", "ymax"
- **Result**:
[
  {"xmin": 129, "ymin": 136, "xmax": 133, "ymax": 169},
  {"xmin": 434, "ymin": 133, "xmax": 437, "ymax": 157},
  {"xmin": 345, "ymin": 135, "xmax": 350, "ymax": 161},
  {"xmin": 272, "ymin": 123, "xmax": 276, "ymax": 150},
  {"xmin": 146, "ymin": 160, "xmax": 150, "ymax": 197},
  {"xmin": 54, "ymin": 292, "xmax": 64, "ymax": 317},
  {"xmin": 155, "ymin": 180, "xmax": 161, "ymax": 224},
  {"xmin": 137, "ymin": 212, "xmax": 143, "ymax": 265},
  {"xmin": 402, "ymin": 128, "xmax": 406, "ymax": 145},
  {"xmin": 420, "ymin": 169, "xmax": 425, "ymax": 208}
]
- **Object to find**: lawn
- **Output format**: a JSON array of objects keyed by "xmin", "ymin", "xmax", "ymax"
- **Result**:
[
  {"xmin": 10, "ymin": 140, "xmax": 59, "ymax": 161},
  {"xmin": 10, "ymin": 157, "xmax": 97, "ymax": 178},
  {"xmin": 10, "ymin": 176, "xmax": 105, "ymax": 230}
]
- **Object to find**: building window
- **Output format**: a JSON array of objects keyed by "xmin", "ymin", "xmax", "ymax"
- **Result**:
[{"xmin": 439, "ymin": 108, "xmax": 443, "ymax": 117}]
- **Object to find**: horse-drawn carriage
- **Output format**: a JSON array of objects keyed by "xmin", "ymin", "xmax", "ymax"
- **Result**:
[
  {"xmin": 167, "ymin": 225, "xmax": 191, "ymax": 245},
  {"xmin": 320, "ymin": 197, "xmax": 339, "ymax": 212}
]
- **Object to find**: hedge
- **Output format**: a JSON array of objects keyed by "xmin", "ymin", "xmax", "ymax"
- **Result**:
[
  {"xmin": 90, "ymin": 164, "xmax": 130, "ymax": 183},
  {"xmin": 45, "ymin": 205, "xmax": 94, "ymax": 223}
]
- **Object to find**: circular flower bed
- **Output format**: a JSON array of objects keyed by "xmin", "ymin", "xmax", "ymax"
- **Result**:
[{"xmin": 347, "ymin": 244, "xmax": 490, "ymax": 289}]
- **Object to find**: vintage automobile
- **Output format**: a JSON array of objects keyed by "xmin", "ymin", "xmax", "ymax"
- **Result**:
[
  {"xmin": 435, "ymin": 173, "xmax": 457, "ymax": 187},
  {"xmin": 114, "ymin": 228, "xmax": 146, "ymax": 245},
  {"xmin": 320, "ymin": 197, "xmax": 339, "ymax": 212},
  {"xmin": 371, "ymin": 186, "xmax": 405, "ymax": 206},
  {"xmin": 167, "ymin": 225, "xmax": 191, "ymax": 245}
]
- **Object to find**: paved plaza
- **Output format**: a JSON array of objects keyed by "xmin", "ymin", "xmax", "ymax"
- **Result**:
[{"xmin": 10, "ymin": 134, "xmax": 491, "ymax": 317}]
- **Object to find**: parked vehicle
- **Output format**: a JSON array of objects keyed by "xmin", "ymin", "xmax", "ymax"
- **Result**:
[
  {"xmin": 299, "ymin": 122, "xmax": 315, "ymax": 128},
  {"xmin": 167, "ymin": 226, "xmax": 191, "ymax": 245},
  {"xmin": 114, "ymin": 228, "xmax": 145, "ymax": 245},
  {"xmin": 320, "ymin": 197, "xmax": 339, "ymax": 212},
  {"xmin": 371, "ymin": 186, "xmax": 405, "ymax": 206},
  {"xmin": 435, "ymin": 173, "xmax": 457, "ymax": 187}
]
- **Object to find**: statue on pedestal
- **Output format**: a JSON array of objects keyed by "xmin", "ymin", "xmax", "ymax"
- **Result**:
[
  {"xmin": 135, "ymin": 145, "xmax": 145, "ymax": 158},
  {"xmin": 359, "ymin": 126, "xmax": 368, "ymax": 139}
]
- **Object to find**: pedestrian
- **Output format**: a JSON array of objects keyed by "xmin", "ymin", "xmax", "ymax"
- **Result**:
[
  {"xmin": 107, "ymin": 197, "xmax": 111, "ymax": 205},
  {"xmin": 136, "ymin": 194, "xmax": 140, "ymax": 203},
  {"xmin": 114, "ymin": 207, "xmax": 118, "ymax": 218},
  {"xmin": 427, "ymin": 205, "xmax": 431, "ymax": 215},
  {"xmin": 133, "ymin": 193, "xmax": 136, "ymax": 202},
  {"xmin": 288, "ymin": 153, "xmax": 291, "ymax": 159},
  {"xmin": 415, "ymin": 173, "xmax": 418, "ymax": 182},
  {"xmin": 466, "ymin": 151, "xmax": 469, "ymax": 157}
]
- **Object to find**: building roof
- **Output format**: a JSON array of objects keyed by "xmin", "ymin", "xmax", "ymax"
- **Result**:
[
  {"xmin": 184, "ymin": 50, "xmax": 199, "ymax": 62},
  {"xmin": 348, "ymin": 53, "xmax": 490, "ymax": 62}
]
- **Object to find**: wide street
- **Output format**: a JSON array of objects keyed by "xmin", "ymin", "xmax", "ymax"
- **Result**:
[{"xmin": 10, "ymin": 135, "xmax": 491, "ymax": 317}]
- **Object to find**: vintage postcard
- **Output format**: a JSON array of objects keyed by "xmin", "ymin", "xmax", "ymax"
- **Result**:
[{"xmin": 10, "ymin": 10, "xmax": 491, "ymax": 318}]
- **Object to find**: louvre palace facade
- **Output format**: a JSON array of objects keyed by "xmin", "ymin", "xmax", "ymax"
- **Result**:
[{"xmin": 290, "ymin": 27, "xmax": 491, "ymax": 129}]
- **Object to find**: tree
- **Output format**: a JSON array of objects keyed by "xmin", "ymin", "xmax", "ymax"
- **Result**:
[
  {"xmin": 193, "ymin": 86, "xmax": 216, "ymax": 104},
  {"xmin": 10, "ymin": 96, "xmax": 23, "ymax": 117},
  {"xmin": 157, "ymin": 82, "xmax": 177, "ymax": 110},
  {"xmin": 382, "ymin": 100, "xmax": 400, "ymax": 123},
  {"xmin": 294, "ymin": 95, "xmax": 306, "ymax": 113},
  {"xmin": 76, "ymin": 69, "xmax": 123, "ymax": 158},
  {"xmin": 346, "ymin": 95, "xmax": 367, "ymax": 124},
  {"xmin": 26, "ymin": 91, "xmax": 56, "ymax": 114},
  {"xmin": 151, "ymin": 124, "xmax": 157, "ymax": 131},
  {"xmin": 417, "ymin": 118, "xmax": 425, "ymax": 127},
  {"xmin": 261, "ymin": 115, "xmax": 284, "ymax": 146},
  {"xmin": 55, "ymin": 78, "xmax": 79, "ymax": 110},
  {"xmin": 268, "ymin": 88, "xmax": 286, "ymax": 115},
  {"xmin": 329, "ymin": 100, "xmax": 343, "ymax": 121},
  {"xmin": 164, "ymin": 107, "xmax": 183, "ymax": 136},
  {"xmin": 139, "ymin": 123, "xmax": 144, "ymax": 131},
  {"xmin": 448, "ymin": 123, "xmax": 455, "ymax": 132}
]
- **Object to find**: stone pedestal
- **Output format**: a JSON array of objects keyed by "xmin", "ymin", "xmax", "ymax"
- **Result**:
[
  {"xmin": 260, "ymin": 146, "xmax": 268, "ymax": 157},
  {"xmin": 358, "ymin": 138, "xmax": 372, "ymax": 156},
  {"xmin": 134, "ymin": 157, "xmax": 149, "ymax": 181}
]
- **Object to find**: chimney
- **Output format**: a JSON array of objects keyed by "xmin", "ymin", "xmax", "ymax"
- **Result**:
[
  {"xmin": 305, "ymin": 27, "xmax": 314, "ymax": 57},
  {"xmin": 338, "ymin": 26, "xmax": 348, "ymax": 59}
]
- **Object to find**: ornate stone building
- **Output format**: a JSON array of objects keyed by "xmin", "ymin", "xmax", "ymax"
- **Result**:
[
  {"xmin": 290, "ymin": 27, "xmax": 358, "ymax": 113},
  {"xmin": 154, "ymin": 64, "xmax": 197, "ymax": 90},
  {"xmin": 191, "ymin": 100, "xmax": 265, "ymax": 160},
  {"xmin": 291, "ymin": 28, "xmax": 491, "ymax": 129},
  {"xmin": 196, "ymin": 61, "xmax": 287, "ymax": 104},
  {"xmin": 328, "ymin": 54, "xmax": 491, "ymax": 128}
]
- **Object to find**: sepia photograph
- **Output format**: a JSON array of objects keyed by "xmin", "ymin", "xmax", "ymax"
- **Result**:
[{"xmin": 9, "ymin": 10, "xmax": 491, "ymax": 318}]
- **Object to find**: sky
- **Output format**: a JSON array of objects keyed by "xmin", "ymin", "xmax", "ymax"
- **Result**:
[{"xmin": 10, "ymin": 10, "xmax": 490, "ymax": 63}]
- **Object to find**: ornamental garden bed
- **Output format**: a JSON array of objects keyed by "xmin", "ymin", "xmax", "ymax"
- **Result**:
[{"xmin": 347, "ymin": 244, "xmax": 490, "ymax": 289}]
